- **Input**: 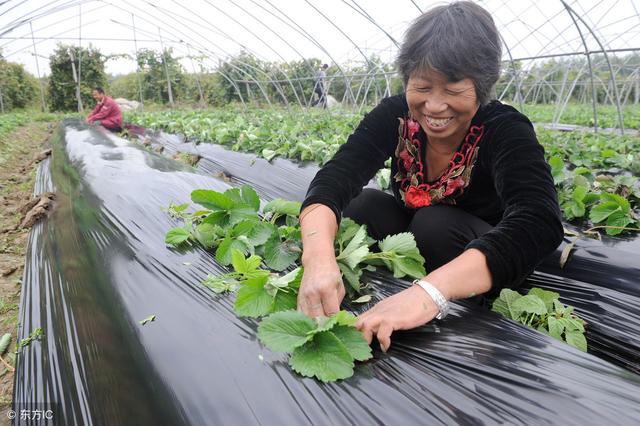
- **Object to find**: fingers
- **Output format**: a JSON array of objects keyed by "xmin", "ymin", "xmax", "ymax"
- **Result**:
[
  {"xmin": 307, "ymin": 299, "xmax": 325, "ymax": 317},
  {"xmin": 297, "ymin": 271, "xmax": 345, "ymax": 317},
  {"xmin": 377, "ymin": 323, "xmax": 394, "ymax": 352},
  {"xmin": 356, "ymin": 307, "xmax": 395, "ymax": 352}
]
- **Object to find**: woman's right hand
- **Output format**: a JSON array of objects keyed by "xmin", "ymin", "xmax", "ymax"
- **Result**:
[{"xmin": 298, "ymin": 256, "xmax": 345, "ymax": 317}]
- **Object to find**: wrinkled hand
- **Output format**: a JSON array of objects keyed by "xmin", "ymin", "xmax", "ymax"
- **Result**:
[
  {"xmin": 298, "ymin": 258, "xmax": 345, "ymax": 317},
  {"xmin": 356, "ymin": 285, "xmax": 438, "ymax": 352}
]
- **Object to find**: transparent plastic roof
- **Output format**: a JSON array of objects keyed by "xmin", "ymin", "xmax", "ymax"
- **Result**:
[{"xmin": 1, "ymin": 0, "xmax": 638, "ymax": 75}]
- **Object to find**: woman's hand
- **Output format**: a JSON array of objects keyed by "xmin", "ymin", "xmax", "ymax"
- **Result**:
[
  {"xmin": 297, "ymin": 256, "xmax": 345, "ymax": 317},
  {"xmin": 355, "ymin": 284, "xmax": 438, "ymax": 352}
]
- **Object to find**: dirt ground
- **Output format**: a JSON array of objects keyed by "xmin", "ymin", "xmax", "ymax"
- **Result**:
[{"xmin": 0, "ymin": 121, "xmax": 54, "ymax": 417}]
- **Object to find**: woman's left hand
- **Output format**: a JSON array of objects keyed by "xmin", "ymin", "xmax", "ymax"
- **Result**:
[{"xmin": 355, "ymin": 284, "xmax": 440, "ymax": 352}]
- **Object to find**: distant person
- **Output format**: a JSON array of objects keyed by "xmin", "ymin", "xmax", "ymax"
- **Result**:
[
  {"xmin": 86, "ymin": 87, "xmax": 122, "ymax": 132},
  {"xmin": 312, "ymin": 64, "xmax": 329, "ymax": 108}
]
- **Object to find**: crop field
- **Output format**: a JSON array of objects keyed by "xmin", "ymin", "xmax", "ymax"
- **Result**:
[{"xmin": 126, "ymin": 105, "xmax": 640, "ymax": 236}]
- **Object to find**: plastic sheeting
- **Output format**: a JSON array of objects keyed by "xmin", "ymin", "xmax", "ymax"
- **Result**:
[
  {"xmin": 144, "ymin": 129, "xmax": 640, "ymax": 375},
  {"xmin": 14, "ymin": 120, "xmax": 640, "ymax": 425}
]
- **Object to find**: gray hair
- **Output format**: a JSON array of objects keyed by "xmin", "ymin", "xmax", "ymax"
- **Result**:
[{"xmin": 397, "ymin": 1, "xmax": 502, "ymax": 105}]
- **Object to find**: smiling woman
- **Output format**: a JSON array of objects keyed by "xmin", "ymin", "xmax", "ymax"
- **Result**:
[{"xmin": 297, "ymin": 1, "xmax": 564, "ymax": 352}]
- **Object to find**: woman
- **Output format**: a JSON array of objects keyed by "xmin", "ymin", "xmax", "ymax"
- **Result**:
[{"xmin": 297, "ymin": 1, "xmax": 563, "ymax": 352}]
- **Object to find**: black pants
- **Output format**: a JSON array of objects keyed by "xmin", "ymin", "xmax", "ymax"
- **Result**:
[
  {"xmin": 343, "ymin": 188, "xmax": 492, "ymax": 273},
  {"xmin": 313, "ymin": 85, "xmax": 326, "ymax": 108}
]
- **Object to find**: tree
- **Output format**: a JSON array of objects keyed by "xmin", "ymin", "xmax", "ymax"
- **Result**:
[
  {"xmin": 48, "ymin": 44, "xmax": 107, "ymax": 111},
  {"xmin": 109, "ymin": 73, "xmax": 140, "ymax": 101},
  {"xmin": 0, "ymin": 54, "xmax": 38, "ymax": 111},
  {"xmin": 136, "ymin": 48, "xmax": 185, "ymax": 104}
]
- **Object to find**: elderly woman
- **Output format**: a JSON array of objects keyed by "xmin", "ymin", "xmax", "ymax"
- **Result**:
[{"xmin": 297, "ymin": 1, "xmax": 563, "ymax": 351}]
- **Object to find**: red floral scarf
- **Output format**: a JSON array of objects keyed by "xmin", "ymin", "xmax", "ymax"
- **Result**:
[{"xmin": 394, "ymin": 117, "xmax": 484, "ymax": 209}]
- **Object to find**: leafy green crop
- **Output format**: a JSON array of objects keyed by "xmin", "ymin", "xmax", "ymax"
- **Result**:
[
  {"xmin": 164, "ymin": 183, "xmax": 426, "ymax": 381},
  {"xmin": 234, "ymin": 266, "xmax": 302, "ymax": 318},
  {"xmin": 258, "ymin": 310, "xmax": 372, "ymax": 382},
  {"xmin": 17, "ymin": 327, "xmax": 43, "ymax": 351},
  {"xmin": 165, "ymin": 185, "xmax": 303, "ymax": 271},
  {"xmin": 132, "ymin": 107, "xmax": 639, "ymax": 237},
  {"xmin": 492, "ymin": 288, "xmax": 587, "ymax": 352}
]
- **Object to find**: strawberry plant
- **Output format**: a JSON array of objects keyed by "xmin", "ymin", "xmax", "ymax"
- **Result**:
[
  {"xmin": 132, "ymin": 108, "xmax": 639, "ymax": 236},
  {"xmin": 492, "ymin": 287, "xmax": 587, "ymax": 352},
  {"xmin": 588, "ymin": 192, "xmax": 636, "ymax": 235},
  {"xmin": 163, "ymin": 183, "xmax": 426, "ymax": 382},
  {"xmin": 258, "ymin": 310, "xmax": 372, "ymax": 382}
]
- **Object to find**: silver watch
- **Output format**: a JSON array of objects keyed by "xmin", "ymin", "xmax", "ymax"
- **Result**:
[{"xmin": 413, "ymin": 279, "xmax": 449, "ymax": 320}]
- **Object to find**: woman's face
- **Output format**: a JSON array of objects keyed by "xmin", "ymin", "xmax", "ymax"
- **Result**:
[{"xmin": 405, "ymin": 69, "xmax": 479, "ymax": 146}]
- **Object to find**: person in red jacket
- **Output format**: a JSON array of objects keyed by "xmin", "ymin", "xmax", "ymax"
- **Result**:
[{"xmin": 86, "ymin": 87, "xmax": 122, "ymax": 131}]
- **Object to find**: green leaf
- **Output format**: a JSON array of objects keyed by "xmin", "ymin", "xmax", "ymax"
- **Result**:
[
  {"xmin": 264, "ymin": 199, "xmax": 302, "ymax": 217},
  {"xmin": 491, "ymin": 288, "xmax": 523, "ymax": 319},
  {"xmin": 338, "ymin": 225, "xmax": 368, "ymax": 260},
  {"xmin": 571, "ymin": 185, "xmax": 588, "ymax": 202},
  {"xmin": 262, "ymin": 148, "xmax": 277, "ymax": 161},
  {"xmin": 378, "ymin": 232, "xmax": 418, "ymax": 254},
  {"xmin": 338, "ymin": 245, "xmax": 370, "ymax": 269},
  {"xmin": 269, "ymin": 267, "xmax": 303, "ymax": 289},
  {"xmin": 589, "ymin": 202, "xmax": 620, "ymax": 223},
  {"xmin": 139, "ymin": 315, "xmax": 156, "ymax": 326},
  {"xmin": 599, "ymin": 192, "xmax": 630, "ymax": 213},
  {"xmin": 527, "ymin": 288, "xmax": 560, "ymax": 312},
  {"xmin": 338, "ymin": 262, "xmax": 362, "ymax": 293},
  {"xmin": 233, "ymin": 220, "xmax": 275, "ymax": 246},
  {"xmin": 565, "ymin": 330, "xmax": 587, "ymax": 352},
  {"xmin": 558, "ymin": 317, "xmax": 585, "ymax": 333},
  {"xmin": 547, "ymin": 316, "xmax": 564, "ymax": 340},
  {"xmin": 234, "ymin": 276, "xmax": 273, "ymax": 317},
  {"xmin": 289, "ymin": 331, "xmax": 355, "ymax": 382},
  {"xmin": 202, "ymin": 275, "xmax": 239, "ymax": 294},
  {"xmin": 600, "ymin": 149, "xmax": 617, "ymax": 158},
  {"xmin": 194, "ymin": 223, "xmax": 221, "ymax": 249},
  {"xmin": 165, "ymin": 226, "xmax": 191, "ymax": 246},
  {"xmin": 390, "ymin": 256, "xmax": 426, "ymax": 279},
  {"xmin": 264, "ymin": 233, "xmax": 300, "ymax": 271},
  {"xmin": 563, "ymin": 200, "xmax": 585, "ymax": 219},
  {"xmin": 352, "ymin": 295, "xmax": 372, "ymax": 304},
  {"xmin": 313, "ymin": 311, "xmax": 357, "ymax": 333},
  {"xmin": 548, "ymin": 156, "xmax": 566, "ymax": 184},
  {"xmin": 230, "ymin": 249, "xmax": 250, "ymax": 273},
  {"xmin": 201, "ymin": 210, "xmax": 228, "ymax": 227},
  {"xmin": 511, "ymin": 295, "xmax": 547, "ymax": 315},
  {"xmin": 215, "ymin": 236, "xmax": 251, "ymax": 266},
  {"xmin": 271, "ymin": 290, "xmax": 298, "ymax": 313},
  {"xmin": 376, "ymin": 168, "xmax": 391, "ymax": 189},
  {"xmin": 331, "ymin": 325, "xmax": 372, "ymax": 361},
  {"xmin": 191, "ymin": 189, "xmax": 233, "ymax": 210},
  {"xmin": 0, "ymin": 333, "xmax": 11, "ymax": 355},
  {"xmin": 227, "ymin": 206, "xmax": 261, "ymax": 228},
  {"xmin": 172, "ymin": 202, "xmax": 190, "ymax": 212},
  {"xmin": 572, "ymin": 166, "xmax": 591, "ymax": 176},
  {"xmin": 240, "ymin": 185, "xmax": 261, "ymax": 211},
  {"xmin": 257, "ymin": 310, "xmax": 316, "ymax": 352},
  {"xmin": 605, "ymin": 209, "xmax": 632, "ymax": 235},
  {"xmin": 336, "ymin": 218, "xmax": 361, "ymax": 247}
]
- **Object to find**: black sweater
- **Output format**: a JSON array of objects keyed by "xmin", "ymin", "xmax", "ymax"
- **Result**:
[{"xmin": 302, "ymin": 95, "xmax": 563, "ymax": 292}]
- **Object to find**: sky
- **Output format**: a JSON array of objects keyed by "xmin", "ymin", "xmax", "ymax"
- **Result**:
[{"xmin": 0, "ymin": 0, "xmax": 638, "ymax": 77}]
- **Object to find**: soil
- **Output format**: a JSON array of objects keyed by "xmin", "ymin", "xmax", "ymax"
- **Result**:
[{"xmin": 0, "ymin": 121, "xmax": 54, "ymax": 417}]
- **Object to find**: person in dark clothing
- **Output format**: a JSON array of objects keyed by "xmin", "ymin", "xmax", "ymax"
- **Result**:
[
  {"xmin": 297, "ymin": 1, "xmax": 563, "ymax": 352},
  {"xmin": 312, "ymin": 64, "xmax": 329, "ymax": 107}
]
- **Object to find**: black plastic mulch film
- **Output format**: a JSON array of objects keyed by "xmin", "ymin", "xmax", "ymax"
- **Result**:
[{"xmin": 13, "ymin": 120, "xmax": 640, "ymax": 425}]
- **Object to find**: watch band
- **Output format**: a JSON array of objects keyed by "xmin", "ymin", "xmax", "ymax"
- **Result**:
[{"xmin": 413, "ymin": 279, "xmax": 449, "ymax": 320}]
